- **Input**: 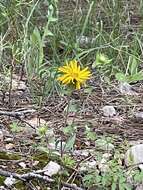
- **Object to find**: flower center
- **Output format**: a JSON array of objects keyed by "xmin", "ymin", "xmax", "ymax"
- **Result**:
[{"xmin": 72, "ymin": 72, "xmax": 78, "ymax": 79}]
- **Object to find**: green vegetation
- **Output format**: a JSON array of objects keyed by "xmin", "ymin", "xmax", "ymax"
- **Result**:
[{"xmin": 0, "ymin": 0, "xmax": 143, "ymax": 189}]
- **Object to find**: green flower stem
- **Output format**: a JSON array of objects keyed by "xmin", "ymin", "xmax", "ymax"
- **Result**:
[{"xmin": 60, "ymin": 94, "xmax": 71, "ymax": 157}]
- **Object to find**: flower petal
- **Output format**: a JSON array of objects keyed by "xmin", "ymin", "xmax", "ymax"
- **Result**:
[{"xmin": 57, "ymin": 60, "xmax": 91, "ymax": 89}]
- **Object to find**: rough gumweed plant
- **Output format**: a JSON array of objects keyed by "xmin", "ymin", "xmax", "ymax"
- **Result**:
[
  {"xmin": 57, "ymin": 60, "xmax": 91, "ymax": 90},
  {"xmin": 57, "ymin": 59, "xmax": 91, "ymax": 157}
]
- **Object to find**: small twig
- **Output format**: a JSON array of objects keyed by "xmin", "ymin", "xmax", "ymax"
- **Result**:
[
  {"xmin": 18, "ymin": 117, "xmax": 37, "ymax": 130},
  {"xmin": 66, "ymin": 155, "xmax": 93, "ymax": 184},
  {"xmin": 0, "ymin": 109, "xmax": 37, "ymax": 131},
  {"xmin": 0, "ymin": 169, "xmax": 53, "ymax": 183},
  {"xmin": 25, "ymin": 181, "xmax": 38, "ymax": 190},
  {"xmin": 8, "ymin": 59, "xmax": 14, "ymax": 109},
  {"xmin": 61, "ymin": 97, "xmax": 71, "ymax": 157},
  {"xmin": 0, "ymin": 109, "xmax": 36, "ymax": 117},
  {"xmin": 0, "ymin": 169, "xmax": 84, "ymax": 190},
  {"xmin": 126, "ymin": 162, "xmax": 143, "ymax": 170},
  {"xmin": 0, "ymin": 169, "xmax": 26, "ymax": 182},
  {"xmin": 62, "ymin": 181, "xmax": 85, "ymax": 190}
]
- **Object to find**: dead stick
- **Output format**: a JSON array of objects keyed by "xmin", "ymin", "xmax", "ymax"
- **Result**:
[
  {"xmin": 62, "ymin": 181, "xmax": 85, "ymax": 190},
  {"xmin": 0, "ymin": 109, "xmax": 36, "ymax": 117},
  {"xmin": 0, "ymin": 169, "xmax": 53, "ymax": 183},
  {"xmin": 0, "ymin": 169, "xmax": 84, "ymax": 190}
]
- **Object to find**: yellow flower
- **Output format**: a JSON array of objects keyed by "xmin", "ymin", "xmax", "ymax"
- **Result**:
[{"xmin": 57, "ymin": 60, "xmax": 91, "ymax": 89}]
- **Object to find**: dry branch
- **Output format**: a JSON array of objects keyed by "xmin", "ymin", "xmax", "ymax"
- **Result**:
[
  {"xmin": 0, "ymin": 109, "xmax": 36, "ymax": 117},
  {"xmin": 0, "ymin": 169, "xmax": 53, "ymax": 183},
  {"xmin": 0, "ymin": 169, "xmax": 85, "ymax": 190},
  {"xmin": 62, "ymin": 182, "xmax": 85, "ymax": 190}
]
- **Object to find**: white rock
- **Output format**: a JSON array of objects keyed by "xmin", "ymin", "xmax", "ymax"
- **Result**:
[
  {"xmin": 61, "ymin": 187, "xmax": 70, "ymax": 190},
  {"xmin": 5, "ymin": 143, "xmax": 15, "ymax": 150},
  {"xmin": 136, "ymin": 184, "xmax": 143, "ymax": 190},
  {"xmin": 125, "ymin": 144, "xmax": 143, "ymax": 170},
  {"xmin": 0, "ymin": 130, "xmax": 3, "ymax": 142},
  {"xmin": 2, "ymin": 75, "xmax": 27, "ymax": 91},
  {"xmin": 4, "ymin": 137, "xmax": 13, "ymax": 143},
  {"xmin": 31, "ymin": 161, "xmax": 39, "ymax": 167},
  {"xmin": 4, "ymin": 176, "xmax": 16, "ymax": 187},
  {"xmin": 119, "ymin": 82, "xmax": 137, "ymax": 95},
  {"xmin": 12, "ymin": 80, "xmax": 27, "ymax": 91},
  {"xmin": 129, "ymin": 141, "xmax": 143, "ymax": 146},
  {"xmin": 0, "ymin": 186, "xmax": 7, "ymax": 190},
  {"xmin": 0, "ymin": 129, "xmax": 10, "ymax": 137},
  {"xmin": 18, "ymin": 162, "xmax": 27, "ymax": 169},
  {"xmin": 102, "ymin": 106, "xmax": 116, "ymax": 117},
  {"xmin": 135, "ymin": 112, "xmax": 143, "ymax": 120},
  {"xmin": 43, "ymin": 161, "xmax": 61, "ymax": 177}
]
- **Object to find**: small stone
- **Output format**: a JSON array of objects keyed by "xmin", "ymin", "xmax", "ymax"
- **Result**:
[
  {"xmin": 136, "ymin": 184, "xmax": 143, "ymax": 190},
  {"xmin": 32, "ymin": 161, "xmax": 39, "ymax": 167},
  {"xmin": 0, "ymin": 131, "xmax": 3, "ymax": 142},
  {"xmin": 18, "ymin": 162, "xmax": 26, "ymax": 169},
  {"xmin": 4, "ymin": 177, "xmax": 16, "ymax": 187},
  {"xmin": 4, "ymin": 138, "xmax": 13, "ymax": 143},
  {"xmin": 5, "ymin": 143, "xmax": 15, "ymax": 150},
  {"xmin": 129, "ymin": 141, "xmax": 143, "ymax": 146},
  {"xmin": 125, "ymin": 144, "xmax": 143, "ymax": 170},
  {"xmin": 102, "ymin": 106, "xmax": 116, "ymax": 117},
  {"xmin": 12, "ymin": 80, "xmax": 27, "ymax": 91},
  {"xmin": 43, "ymin": 161, "xmax": 61, "ymax": 177},
  {"xmin": 134, "ymin": 112, "xmax": 143, "ymax": 120},
  {"xmin": 1, "ymin": 129, "xmax": 10, "ymax": 137},
  {"xmin": 61, "ymin": 187, "xmax": 71, "ymax": 190},
  {"xmin": 119, "ymin": 82, "xmax": 137, "ymax": 95},
  {"xmin": 0, "ymin": 186, "xmax": 7, "ymax": 190}
]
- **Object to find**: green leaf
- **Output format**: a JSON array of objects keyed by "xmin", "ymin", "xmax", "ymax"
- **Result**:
[
  {"xmin": 48, "ymin": 17, "xmax": 58, "ymax": 22},
  {"xmin": 128, "ymin": 56, "xmax": 138, "ymax": 75},
  {"xmin": 44, "ymin": 29, "xmax": 54, "ymax": 37},
  {"xmin": 111, "ymin": 182, "xmax": 117, "ymax": 190},
  {"xmin": 127, "ymin": 72, "xmax": 143, "ymax": 83},
  {"xmin": 115, "ymin": 72, "xmax": 127, "ymax": 82},
  {"xmin": 30, "ymin": 27, "xmax": 44, "ymax": 66},
  {"xmin": 64, "ymin": 134, "xmax": 76, "ymax": 151},
  {"xmin": 84, "ymin": 87, "xmax": 93, "ymax": 94},
  {"xmin": 63, "ymin": 125, "xmax": 76, "ymax": 135},
  {"xmin": 37, "ymin": 146, "xmax": 49, "ymax": 154},
  {"xmin": 85, "ymin": 125, "xmax": 96, "ymax": 140},
  {"xmin": 10, "ymin": 122, "xmax": 22, "ymax": 133},
  {"xmin": 64, "ymin": 101, "xmax": 78, "ymax": 113},
  {"xmin": 62, "ymin": 155, "xmax": 75, "ymax": 167},
  {"xmin": 92, "ymin": 53, "xmax": 112, "ymax": 69}
]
